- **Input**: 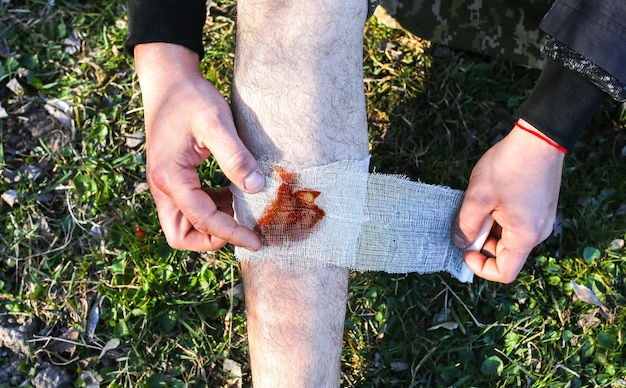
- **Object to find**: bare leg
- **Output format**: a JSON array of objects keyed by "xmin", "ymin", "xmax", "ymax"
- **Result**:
[{"xmin": 232, "ymin": 0, "xmax": 368, "ymax": 386}]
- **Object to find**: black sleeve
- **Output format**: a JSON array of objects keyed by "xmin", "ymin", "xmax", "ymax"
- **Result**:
[
  {"xmin": 516, "ymin": 57, "xmax": 607, "ymax": 151},
  {"xmin": 540, "ymin": 0, "xmax": 626, "ymax": 86},
  {"xmin": 515, "ymin": 0, "xmax": 626, "ymax": 151},
  {"xmin": 125, "ymin": 0, "xmax": 207, "ymax": 58}
]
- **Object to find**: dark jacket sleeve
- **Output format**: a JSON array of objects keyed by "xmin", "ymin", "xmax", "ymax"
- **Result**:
[
  {"xmin": 516, "ymin": 0, "xmax": 625, "ymax": 150},
  {"xmin": 125, "ymin": 0, "xmax": 207, "ymax": 58},
  {"xmin": 540, "ymin": 0, "xmax": 626, "ymax": 87}
]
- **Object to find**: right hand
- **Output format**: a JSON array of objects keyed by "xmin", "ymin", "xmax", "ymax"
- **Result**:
[
  {"xmin": 134, "ymin": 43, "xmax": 263, "ymax": 252},
  {"xmin": 452, "ymin": 120, "xmax": 565, "ymax": 283}
]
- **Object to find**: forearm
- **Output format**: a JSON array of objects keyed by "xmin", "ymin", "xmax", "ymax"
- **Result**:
[{"xmin": 134, "ymin": 44, "xmax": 202, "ymax": 111}]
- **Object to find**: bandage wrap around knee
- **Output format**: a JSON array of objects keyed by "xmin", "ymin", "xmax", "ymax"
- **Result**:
[{"xmin": 232, "ymin": 158, "xmax": 473, "ymax": 283}]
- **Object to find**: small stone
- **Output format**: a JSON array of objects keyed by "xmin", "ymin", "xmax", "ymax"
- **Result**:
[
  {"xmin": 125, "ymin": 131, "xmax": 145, "ymax": 148},
  {"xmin": 134, "ymin": 182, "xmax": 149, "ymax": 194},
  {"xmin": 223, "ymin": 358, "xmax": 242, "ymax": 388},
  {"xmin": 31, "ymin": 362, "xmax": 72, "ymax": 388},
  {"xmin": 20, "ymin": 165, "xmax": 43, "ymax": 181}
]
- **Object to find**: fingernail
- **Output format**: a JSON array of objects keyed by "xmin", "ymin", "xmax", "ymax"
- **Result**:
[
  {"xmin": 246, "ymin": 240, "xmax": 262, "ymax": 252},
  {"xmin": 243, "ymin": 170, "xmax": 264, "ymax": 193},
  {"xmin": 451, "ymin": 232, "xmax": 468, "ymax": 249}
]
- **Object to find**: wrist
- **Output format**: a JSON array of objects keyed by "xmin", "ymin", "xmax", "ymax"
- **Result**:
[
  {"xmin": 135, "ymin": 43, "xmax": 202, "ymax": 92},
  {"xmin": 511, "ymin": 119, "xmax": 568, "ymax": 159},
  {"xmin": 516, "ymin": 57, "xmax": 607, "ymax": 150},
  {"xmin": 514, "ymin": 120, "xmax": 568, "ymax": 154}
]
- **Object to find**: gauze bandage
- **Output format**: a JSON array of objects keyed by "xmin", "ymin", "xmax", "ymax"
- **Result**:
[{"xmin": 232, "ymin": 158, "xmax": 475, "ymax": 283}]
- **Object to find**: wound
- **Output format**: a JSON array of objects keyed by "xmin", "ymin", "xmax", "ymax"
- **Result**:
[{"xmin": 254, "ymin": 166, "xmax": 325, "ymax": 246}]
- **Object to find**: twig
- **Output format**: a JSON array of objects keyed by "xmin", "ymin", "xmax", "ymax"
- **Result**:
[
  {"xmin": 438, "ymin": 275, "xmax": 485, "ymax": 328},
  {"xmin": 29, "ymin": 335, "xmax": 102, "ymax": 351}
]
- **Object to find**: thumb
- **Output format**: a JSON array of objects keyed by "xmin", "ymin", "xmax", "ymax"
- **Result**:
[
  {"xmin": 452, "ymin": 194, "xmax": 494, "ymax": 249},
  {"xmin": 204, "ymin": 128, "xmax": 264, "ymax": 194}
]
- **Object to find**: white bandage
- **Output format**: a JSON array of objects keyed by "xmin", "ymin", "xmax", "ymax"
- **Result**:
[{"xmin": 232, "ymin": 158, "xmax": 474, "ymax": 283}]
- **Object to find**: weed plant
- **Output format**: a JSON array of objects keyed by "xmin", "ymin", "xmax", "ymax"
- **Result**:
[{"xmin": 1, "ymin": 0, "xmax": 625, "ymax": 387}]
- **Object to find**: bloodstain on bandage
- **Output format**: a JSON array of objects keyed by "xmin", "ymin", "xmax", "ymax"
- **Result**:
[{"xmin": 254, "ymin": 166, "xmax": 325, "ymax": 246}]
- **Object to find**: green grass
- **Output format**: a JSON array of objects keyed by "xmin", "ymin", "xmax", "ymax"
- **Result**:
[{"xmin": 1, "ymin": 0, "xmax": 625, "ymax": 387}]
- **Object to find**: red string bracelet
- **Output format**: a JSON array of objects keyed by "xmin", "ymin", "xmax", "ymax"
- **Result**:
[{"xmin": 514, "ymin": 121, "xmax": 568, "ymax": 154}]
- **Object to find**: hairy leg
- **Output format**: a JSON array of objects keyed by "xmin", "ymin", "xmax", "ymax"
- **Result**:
[{"xmin": 232, "ymin": 0, "xmax": 368, "ymax": 386}]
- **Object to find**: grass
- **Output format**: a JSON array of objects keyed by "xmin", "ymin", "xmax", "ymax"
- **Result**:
[{"xmin": 1, "ymin": 0, "xmax": 625, "ymax": 386}]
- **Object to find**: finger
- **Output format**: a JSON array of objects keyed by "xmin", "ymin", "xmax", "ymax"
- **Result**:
[
  {"xmin": 464, "ymin": 215, "xmax": 494, "ymax": 252},
  {"xmin": 196, "ymin": 120, "xmax": 265, "ymax": 194},
  {"xmin": 150, "ymin": 168, "xmax": 261, "ymax": 251},
  {"xmin": 452, "ymin": 176, "xmax": 497, "ymax": 248},
  {"xmin": 178, "ymin": 188, "xmax": 260, "ymax": 249},
  {"xmin": 463, "ymin": 246, "xmax": 528, "ymax": 284},
  {"xmin": 150, "ymin": 186, "xmax": 222, "ymax": 250},
  {"xmin": 479, "ymin": 235, "xmax": 498, "ymax": 258},
  {"xmin": 154, "ymin": 187, "xmax": 261, "ymax": 252},
  {"xmin": 452, "ymin": 203, "xmax": 494, "ymax": 249}
]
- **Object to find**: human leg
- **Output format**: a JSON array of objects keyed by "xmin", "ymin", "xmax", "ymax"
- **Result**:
[{"xmin": 231, "ymin": 0, "xmax": 369, "ymax": 385}]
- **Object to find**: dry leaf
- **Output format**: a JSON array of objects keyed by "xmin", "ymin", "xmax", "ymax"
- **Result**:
[
  {"xmin": 433, "ymin": 307, "xmax": 452, "ymax": 323},
  {"xmin": 98, "ymin": 338, "xmax": 120, "ymax": 360},
  {"xmin": 609, "ymin": 238, "xmax": 624, "ymax": 251},
  {"xmin": 571, "ymin": 281, "xmax": 614, "ymax": 321},
  {"xmin": 6, "ymin": 78, "xmax": 23, "ymax": 95},
  {"xmin": 45, "ymin": 328, "xmax": 80, "ymax": 354},
  {"xmin": 427, "ymin": 322, "xmax": 459, "ymax": 331},
  {"xmin": 578, "ymin": 310, "xmax": 601, "ymax": 328},
  {"xmin": 571, "ymin": 281, "xmax": 605, "ymax": 308},
  {"xmin": 86, "ymin": 300, "xmax": 100, "ymax": 342},
  {"xmin": 125, "ymin": 131, "xmax": 145, "ymax": 148}
]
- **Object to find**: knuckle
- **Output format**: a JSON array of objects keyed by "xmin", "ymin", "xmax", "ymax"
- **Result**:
[
  {"xmin": 166, "ymin": 236, "xmax": 185, "ymax": 250},
  {"xmin": 187, "ymin": 213, "xmax": 211, "ymax": 234},
  {"xmin": 499, "ymin": 268, "xmax": 521, "ymax": 284},
  {"xmin": 147, "ymin": 166, "xmax": 171, "ymax": 194},
  {"xmin": 223, "ymin": 150, "xmax": 253, "ymax": 176},
  {"xmin": 163, "ymin": 228, "xmax": 185, "ymax": 250},
  {"xmin": 526, "ymin": 223, "xmax": 550, "ymax": 245},
  {"xmin": 189, "ymin": 210, "xmax": 236, "ymax": 242}
]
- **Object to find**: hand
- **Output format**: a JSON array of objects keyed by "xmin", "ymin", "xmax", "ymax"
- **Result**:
[
  {"xmin": 134, "ymin": 43, "xmax": 263, "ymax": 252},
  {"xmin": 452, "ymin": 119, "xmax": 565, "ymax": 283}
]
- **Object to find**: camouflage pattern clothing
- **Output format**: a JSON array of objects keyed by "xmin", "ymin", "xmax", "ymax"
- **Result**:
[
  {"xmin": 377, "ymin": 0, "xmax": 554, "ymax": 69},
  {"xmin": 373, "ymin": 0, "xmax": 625, "ymax": 101}
]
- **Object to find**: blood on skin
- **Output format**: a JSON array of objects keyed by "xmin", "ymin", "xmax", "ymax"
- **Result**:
[{"xmin": 254, "ymin": 166, "xmax": 325, "ymax": 246}]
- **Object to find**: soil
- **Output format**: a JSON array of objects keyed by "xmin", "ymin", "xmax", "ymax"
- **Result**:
[
  {"xmin": 0, "ymin": 310, "xmax": 78, "ymax": 387},
  {"xmin": 1, "ymin": 97, "xmax": 99, "ymax": 387}
]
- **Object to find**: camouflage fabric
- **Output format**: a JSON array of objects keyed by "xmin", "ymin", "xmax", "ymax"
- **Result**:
[
  {"xmin": 368, "ymin": 0, "xmax": 384, "ymax": 19},
  {"xmin": 376, "ymin": 0, "xmax": 555, "ymax": 68}
]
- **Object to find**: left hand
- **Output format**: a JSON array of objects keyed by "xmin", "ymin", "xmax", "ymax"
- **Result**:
[{"xmin": 452, "ymin": 119, "xmax": 565, "ymax": 283}]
